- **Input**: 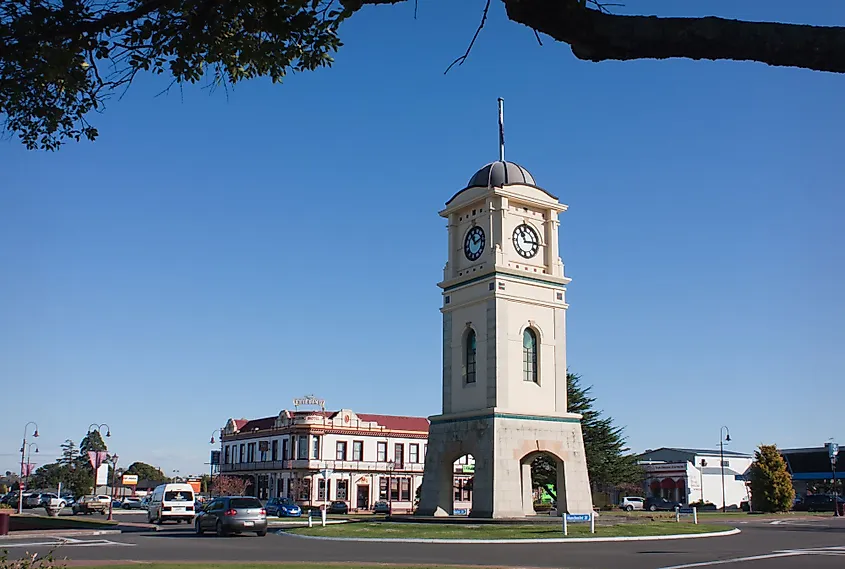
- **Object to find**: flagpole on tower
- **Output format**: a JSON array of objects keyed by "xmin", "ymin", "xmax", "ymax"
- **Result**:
[{"xmin": 498, "ymin": 97, "xmax": 505, "ymax": 162}]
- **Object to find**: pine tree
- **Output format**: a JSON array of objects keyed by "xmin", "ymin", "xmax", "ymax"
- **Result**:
[
  {"xmin": 531, "ymin": 372, "xmax": 644, "ymax": 496},
  {"xmin": 58, "ymin": 440, "xmax": 79, "ymax": 466},
  {"xmin": 749, "ymin": 444, "xmax": 795, "ymax": 513}
]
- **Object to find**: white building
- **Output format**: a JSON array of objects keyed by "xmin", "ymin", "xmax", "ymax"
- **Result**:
[
  {"xmin": 218, "ymin": 407, "xmax": 429, "ymax": 513},
  {"xmin": 639, "ymin": 447, "xmax": 753, "ymax": 509}
]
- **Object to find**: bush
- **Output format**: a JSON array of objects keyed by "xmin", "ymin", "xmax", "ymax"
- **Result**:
[{"xmin": 1, "ymin": 550, "xmax": 65, "ymax": 569}]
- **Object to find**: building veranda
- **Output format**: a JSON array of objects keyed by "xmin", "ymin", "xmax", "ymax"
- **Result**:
[{"xmin": 219, "ymin": 406, "xmax": 429, "ymax": 512}]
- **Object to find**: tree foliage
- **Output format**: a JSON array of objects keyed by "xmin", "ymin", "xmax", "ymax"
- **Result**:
[
  {"xmin": 531, "ymin": 372, "xmax": 644, "ymax": 495},
  {"xmin": 749, "ymin": 444, "xmax": 795, "ymax": 513},
  {"xmin": 125, "ymin": 462, "xmax": 168, "ymax": 483},
  {"xmin": 212, "ymin": 475, "xmax": 248, "ymax": 496},
  {"xmin": 2, "ymin": 0, "xmax": 844, "ymax": 150},
  {"xmin": 28, "ymin": 439, "xmax": 96, "ymax": 497}
]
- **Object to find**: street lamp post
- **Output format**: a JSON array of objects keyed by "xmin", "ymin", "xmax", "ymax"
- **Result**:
[
  {"xmin": 720, "ymin": 426, "xmax": 731, "ymax": 513},
  {"xmin": 387, "ymin": 460, "xmax": 395, "ymax": 516},
  {"xmin": 210, "ymin": 429, "xmax": 223, "ymax": 496},
  {"xmin": 827, "ymin": 440, "xmax": 839, "ymax": 517},
  {"xmin": 107, "ymin": 455, "xmax": 119, "ymax": 521},
  {"xmin": 18, "ymin": 422, "xmax": 39, "ymax": 514}
]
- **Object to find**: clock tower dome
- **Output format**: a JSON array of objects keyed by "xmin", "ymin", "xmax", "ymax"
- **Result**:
[{"xmin": 417, "ymin": 100, "xmax": 593, "ymax": 518}]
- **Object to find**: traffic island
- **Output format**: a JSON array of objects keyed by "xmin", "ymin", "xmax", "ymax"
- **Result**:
[{"xmin": 284, "ymin": 521, "xmax": 738, "ymax": 542}]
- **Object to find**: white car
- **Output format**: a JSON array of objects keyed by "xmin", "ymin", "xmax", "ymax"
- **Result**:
[{"xmin": 620, "ymin": 496, "xmax": 645, "ymax": 511}]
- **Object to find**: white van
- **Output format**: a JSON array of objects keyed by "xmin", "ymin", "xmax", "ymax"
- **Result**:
[{"xmin": 146, "ymin": 483, "xmax": 195, "ymax": 524}]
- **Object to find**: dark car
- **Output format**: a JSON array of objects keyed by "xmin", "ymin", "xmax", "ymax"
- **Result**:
[
  {"xmin": 644, "ymin": 497, "xmax": 681, "ymax": 512},
  {"xmin": 195, "ymin": 496, "xmax": 267, "ymax": 537},
  {"xmin": 328, "ymin": 501, "xmax": 348, "ymax": 514},
  {"xmin": 265, "ymin": 497, "xmax": 302, "ymax": 517},
  {"xmin": 801, "ymin": 494, "xmax": 845, "ymax": 513},
  {"xmin": 372, "ymin": 500, "xmax": 390, "ymax": 514}
]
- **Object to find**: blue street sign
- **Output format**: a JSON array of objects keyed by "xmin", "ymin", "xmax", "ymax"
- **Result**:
[
  {"xmin": 678, "ymin": 507, "xmax": 694, "ymax": 514},
  {"xmin": 565, "ymin": 513, "xmax": 591, "ymax": 522}
]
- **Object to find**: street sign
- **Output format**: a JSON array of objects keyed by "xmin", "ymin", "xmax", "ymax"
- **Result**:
[
  {"xmin": 320, "ymin": 469, "xmax": 333, "ymax": 478},
  {"xmin": 210, "ymin": 450, "xmax": 221, "ymax": 465},
  {"xmin": 121, "ymin": 474, "xmax": 138, "ymax": 485},
  {"xmin": 565, "ymin": 513, "xmax": 591, "ymax": 522},
  {"xmin": 828, "ymin": 442, "xmax": 839, "ymax": 462},
  {"xmin": 678, "ymin": 507, "xmax": 695, "ymax": 515}
]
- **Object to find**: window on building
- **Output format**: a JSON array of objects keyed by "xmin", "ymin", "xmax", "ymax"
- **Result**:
[
  {"xmin": 282, "ymin": 439, "xmax": 289, "ymax": 460},
  {"xmin": 389, "ymin": 478, "xmax": 399, "ymax": 501},
  {"xmin": 247, "ymin": 442, "xmax": 256, "ymax": 462},
  {"xmin": 297, "ymin": 479, "xmax": 310, "ymax": 501},
  {"xmin": 465, "ymin": 329, "xmax": 477, "ymax": 383},
  {"xmin": 336, "ymin": 441, "xmax": 347, "ymax": 461},
  {"xmin": 352, "ymin": 441, "xmax": 363, "ymax": 461},
  {"xmin": 394, "ymin": 443, "xmax": 404, "ymax": 468},
  {"xmin": 454, "ymin": 477, "xmax": 473, "ymax": 502},
  {"xmin": 377, "ymin": 442, "xmax": 387, "ymax": 462},
  {"xmin": 317, "ymin": 478, "xmax": 330, "ymax": 501},
  {"xmin": 379, "ymin": 478, "xmax": 388, "ymax": 500},
  {"xmin": 424, "ymin": 445, "xmax": 427, "ymax": 461},
  {"xmin": 297, "ymin": 436, "xmax": 308, "ymax": 459},
  {"xmin": 400, "ymin": 478, "xmax": 411, "ymax": 502},
  {"xmin": 239, "ymin": 444, "xmax": 245, "ymax": 463},
  {"xmin": 337, "ymin": 480, "xmax": 348, "ymax": 501},
  {"xmin": 271, "ymin": 440, "xmax": 278, "ymax": 461},
  {"xmin": 409, "ymin": 444, "xmax": 419, "ymax": 463},
  {"xmin": 224, "ymin": 446, "xmax": 230, "ymax": 464},
  {"xmin": 312, "ymin": 436, "xmax": 321, "ymax": 460},
  {"xmin": 523, "ymin": 328, "xmax": 538, "ymax": 383}
]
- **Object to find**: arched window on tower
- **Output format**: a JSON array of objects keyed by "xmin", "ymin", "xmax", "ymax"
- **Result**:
[
  {"xmin": 523, "ymin": 328, "xmax": 538, "ymax": 383},
  {"xmin": 465, "ymin": 330, "xmax": 477, "ymax": 384}
]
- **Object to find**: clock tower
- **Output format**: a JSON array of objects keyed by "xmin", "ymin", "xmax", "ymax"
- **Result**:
[{"xmin": 417, "ymin": 101, "xmax": 593, "ymax": 518}]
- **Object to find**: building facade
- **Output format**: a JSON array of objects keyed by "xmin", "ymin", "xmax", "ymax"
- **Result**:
[
  {"xmin": 639, "ymin": 447, "xmax": 753, "ymax": 508},
  {"xmin": 219, "ymin": 407, "xmax": 429, "ymax": 512}
]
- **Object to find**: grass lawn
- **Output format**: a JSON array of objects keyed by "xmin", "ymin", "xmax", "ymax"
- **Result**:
[
  {"xmin": 8, "ymin": 514, "xmax": 118, "ymax": 532},
  {"xmin": 62, "ymin": 566, "xmax": 487, "ymax": 569},
  {"xmin": 287, "ymin": 521, "xmax": 729, "ymax": 540}
]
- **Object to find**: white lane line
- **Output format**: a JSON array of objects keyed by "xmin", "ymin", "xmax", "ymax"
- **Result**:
[
  {"xmin": 657, "ymin": 552, "xmax": 805, "ymax": 569},
  {"xmin": 1, "ymin": 539, "xmax": 135, "ymax": 549}
]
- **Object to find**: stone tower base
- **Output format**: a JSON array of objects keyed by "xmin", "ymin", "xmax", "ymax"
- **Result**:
[{"xmin": 417, "ymin": 409, "xmax": 593, "ymax": 518}]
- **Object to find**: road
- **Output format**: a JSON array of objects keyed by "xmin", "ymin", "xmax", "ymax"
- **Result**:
[{"xmin": 2, "ymin": 517, "xmax": 844, "ymax": 568}]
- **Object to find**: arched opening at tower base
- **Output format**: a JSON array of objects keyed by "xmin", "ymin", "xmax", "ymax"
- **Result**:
[
  {"xmin": 523, "ymin": 452, "xmax": 566, "ymax": 516},
  {"xmin": 453, "ymin": 454, "xmax": 474, "ymax": 515}
]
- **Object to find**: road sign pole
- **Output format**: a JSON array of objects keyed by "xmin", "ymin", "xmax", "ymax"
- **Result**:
[
  {"xmin": 693, "ymin": 507, "xmax": 698, "ymax": 525},
  {"xmin": 562, "ymin": 514, "xmax": 567, "ymax": 536},
  {"xmin": 590, "ymin": 511, "xmax": 595, "ymax": 534}
]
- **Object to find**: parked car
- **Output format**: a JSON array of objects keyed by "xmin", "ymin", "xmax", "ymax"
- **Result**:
[
  {"xmin": 61, "ymin": 494, "xmax": 76, "ymax": 507},
  {"xmin": 373, "ymin": 500, "xmax": 390, "ymax": 514},
  {"xmin": 265, "ymin": 497, "xmax": 301, "ymax": 517},
  {"xmin": 72, "ymin": 495, "xmax": 108, "ymax": 515},
  {"xmin": 644, "ymin": 497, "xmax": 681, "ymax": 512},
  {"xmin": 121, "ymin": 497, "xmax": 144, "ymax": 510},
  {"xmin": 328, "ymin": 501, "xmax": 349, "ymax": 514},
  {"xmin": 194, "ymin": 496, "xmax": 267, "ymax": 537},
  {"xmin": 24, "ymin": 492, "xmax": 45, "ymax": 509},
  {"xmin": 801, "ymin": 494, "xmax": 845, "ymax": 513},
  {"xmin": 620, "ymin": 496, "xmax": 645, "ymax": 511}
]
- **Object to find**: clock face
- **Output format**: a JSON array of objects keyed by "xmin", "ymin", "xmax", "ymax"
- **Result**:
[
  {"xmin": 513, "ymin": 223, "xmax": 540, "ymax": 259},
  {"xmin": 464, "ymin": 226, "xmax": 485, "ymax": 261}
]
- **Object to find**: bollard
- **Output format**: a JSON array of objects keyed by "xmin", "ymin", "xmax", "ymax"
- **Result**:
[
  {"xmin": 307, "ymin": 510, "xmax": 313, "ymax": 528},
  {"xmin": 590, "ymin": 511, "xmax": 595, "ymax": 534},
  {"xmin": 675, "ymin": 508, "xmax": 680, "ymax": 523},
  {"xmin": 321, "ymin": 507, "xmax": 327, "ymax": 527},
  {"xmin": 693, "ymin": 507, "xmax": 698, "ymax": 525},
  {"xmin": 562, "ymin": 514, "xmax": 568, "ymax": 536}
]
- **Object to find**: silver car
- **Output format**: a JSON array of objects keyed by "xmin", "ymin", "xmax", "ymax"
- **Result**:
[{"xmin": 194, "ymin": 496, "xmax": 267, "ymax": 537}]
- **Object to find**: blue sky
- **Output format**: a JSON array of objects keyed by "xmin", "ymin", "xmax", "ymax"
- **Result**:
[{"xmin": 1, "ymin": 0, "xmax": 844, "ymax": 477}]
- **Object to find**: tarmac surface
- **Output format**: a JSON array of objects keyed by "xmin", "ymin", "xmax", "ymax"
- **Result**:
[{"xmin": 1, "ymin": 516, "xmax": 844, "ymax": 568}]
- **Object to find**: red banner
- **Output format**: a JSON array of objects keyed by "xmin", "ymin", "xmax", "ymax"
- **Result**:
[{"xmin": 88, "ymin": 450, "xmax": 108, "ymax": 470}]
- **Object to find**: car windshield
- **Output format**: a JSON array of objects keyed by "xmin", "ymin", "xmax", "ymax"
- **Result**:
[
  {"xmin": 231, "ymin": 498, "xmax": 262, "ymax": 509},
  {"xmin": 280, "ymin": 499, "xmax": 295, "ymax": 505},
  {"xmin": 165, "ymin": 491, "xmax": 193, "ymax": 501}
]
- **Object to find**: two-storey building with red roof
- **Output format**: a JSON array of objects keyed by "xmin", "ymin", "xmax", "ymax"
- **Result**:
[{"xmin": 218, "ymin": 407, "xmax": 429, "ymax": 513}]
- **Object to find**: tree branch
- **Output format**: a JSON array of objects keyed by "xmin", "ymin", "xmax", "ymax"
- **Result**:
[
  {"xmin": 343, "ymin": 0, "xmax": 845, "ymax": 74},
  {"xmin": 504, "ymin": 0, "xmax": 845, "ymax": 73}
]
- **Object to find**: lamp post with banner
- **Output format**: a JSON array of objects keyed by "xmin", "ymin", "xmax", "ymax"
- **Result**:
[
  {"xmin": 18, "ymin": 422, "xmax": 39, "ymax": 514},
  {"xmin": 209, "ymin": 428, "xmax": 223, "ymax": 496}
]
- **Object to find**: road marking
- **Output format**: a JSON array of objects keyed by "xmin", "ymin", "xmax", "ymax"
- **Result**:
[
  {"xmin": 658, "ymin": 545, "xmax": 845, "ymax": 568},
  {"xmin": 1, "ymin": 539, "xmax": 134, "ymax": 549}
]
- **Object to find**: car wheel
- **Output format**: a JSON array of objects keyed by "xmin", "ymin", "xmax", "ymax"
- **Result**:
[
  {"xmin": 256, "ymin": 530, "xmax": 267, "ymax": 537},
  {"xmin": 195, "ymin": 520, "xmax": 204, "ymax": 535},
  {"xmin": 649, "ymin": 505, "xmax": 657, "ymax": 512},
  {"xmin": 625, "ymin": 505, "xmax": 633, "ymax": 512},
  {"xmin": 216, "ymin": 521, "xmax": 227, "ymax": 537}
]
